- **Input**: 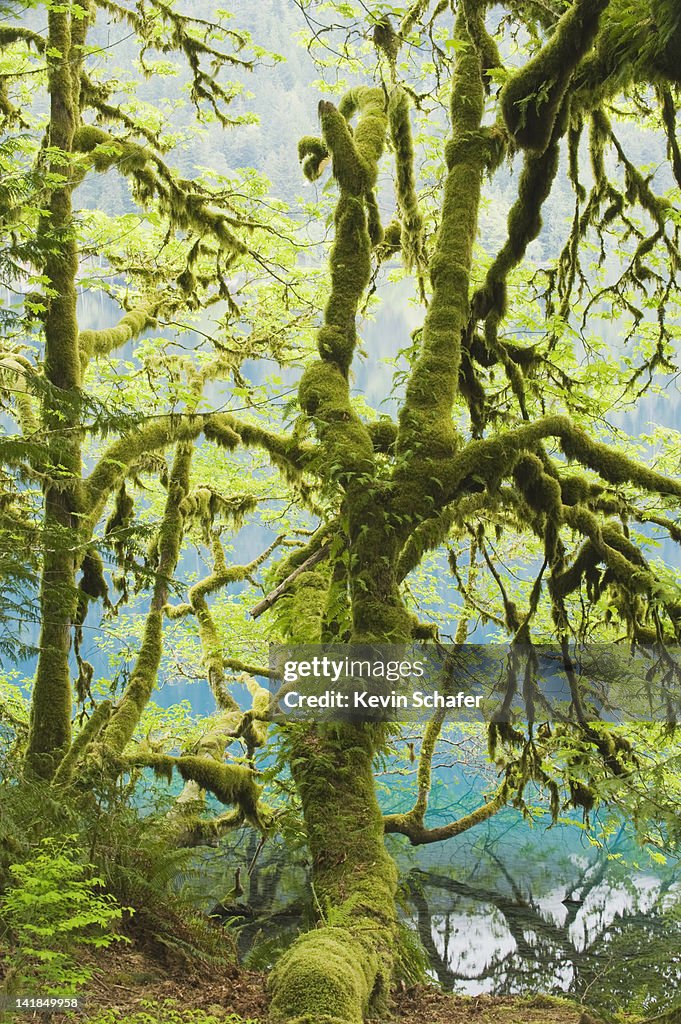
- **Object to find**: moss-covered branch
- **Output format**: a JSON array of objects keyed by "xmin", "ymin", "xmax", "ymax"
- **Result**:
[
  {"xmin": 124, "ymin": 751, "xmax": 263, "ymax": 826},
  {"xmin": 432, "ymin": 415, "xmax": 681, "ymax": 512},
  {"xmin": 102, "ymin": 442, "xmax": 193, "ymax": 754},
  {"xmin": 83, "ymin": 415, "xmax": 209, "ymax": 528},
  {"xmin": 83, "ymin": 411, "xmax": 306, "ymax": 530},
  {"xmin": 470, "ymin": 123, "xmax": 562, "ymax": 359},
  {"xmin": 52, "ymin": 700, "xmax": 112, "ymax": 786},
  {"xmin": 166, "ymin": 532, "xmax": 282, "ymax": 713},
  {"xmin": 250, "ymin": 540, "xmax": 332, "ymax": 620},
  {"xmin": 500, "ymin": 0, "xmax": 608, "ymax": 152},
  {"xmin": 297, "ymin": 87, "xmax": 415, "ymax": 641},
  {"xmin": 79, "ymin": 305, "xmax": 155, "ymax": 365},
  {"xmin": 0, "ymin": 25, "xmax": 46, "ymax": 51},
  {"xmin": 395, "ymin": 3, "xmax": 502, "ymax": 522},
  {"xmin": 72, "ymin": 123, "xmax": 247, "ymax": 259},
  {"xmin": 384, "ymin": 787, "xmax": 505, "ymax": 845}
]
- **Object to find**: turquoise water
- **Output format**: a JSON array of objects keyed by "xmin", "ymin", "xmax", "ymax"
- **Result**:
[{"xmin": 181, "ymin": 735, "xmax": 680, "ymax": 1017}]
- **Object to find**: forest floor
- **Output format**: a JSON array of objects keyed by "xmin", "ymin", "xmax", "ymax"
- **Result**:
[{"xmin": 8, "ymin": 945, "xmax": 613, "ymax": 1024}]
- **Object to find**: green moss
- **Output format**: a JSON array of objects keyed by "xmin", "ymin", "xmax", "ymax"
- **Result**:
[
  {"xmin": 388, "ymin": 88, "xmax": 425, "ymax": 275},
  {"xmin": 298, "ymin": 135, "xmax": 330, "ymax": 182},
  {"xmin": 274, "ymin": 567, "xmax": 329, "ymax": 643},
  {"xmin": 52, "ymin": 700, "xmax": 112, "ymax": 786},
  {"xmin": 500, "ymin": 0, "xmax": 608, "ymax": 151},
  {"xmin": 373, "ymin": 15, "xmax": 399, "ymax": 66},
  {"xmin": 26, "ymin": 3, "xmax": 83, "ymax": 779},
  {"xmin": 367, "ymin": 418, "xmax": 397, "ymax": 453},
  {"xmin": 79, "ymin": 547, "xmax": 108, "ymax": 603},
  {"xmin": 512, "ymin": 453, "xmax": 563, "ymax": 562},
  {"xmin": 126, "ymin": 752, "xmax": 262, "ymax": 825},
  {"xmin": 270, "ymin": 724, "xmax": 397, "ymax": 1021},
  {"xmin": 574, "ymin": 0, "xmax": 681, "ymax": 101},
  {"xmin": 72, "ymin": 124, "xmax": 110, "ymax": 152},
  {"xmin": 79, "ymin": 306, "xmax": 153, "ymax": 364},
  {"xmin": 103, "ymin": 445, "xmax": 192, "ymax": 754},
  {"xmin": 559, "ymin": 473, "xmax": 599, "ymax": 506},
  {"xmin": 395, "ymin": 9, "xmax": 487, "ymax": 501},
  {"xmin": 270, "ymin": 927, "xmax": 375, "ymax": 1023},
  {"xmin": 104, "ymin": 608, "xmax": 164, "ymax": 754},
  {"xmin": 298, "ymin": 362, "xmax": 374, "ymax": 480},
  {"xmin": 473, "ymin": 134, "xmax": 561, "ymax": 323}
]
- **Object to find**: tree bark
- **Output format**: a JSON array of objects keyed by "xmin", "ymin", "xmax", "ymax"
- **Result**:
[
  {"xmin": 27, "ymin": 1, "xmax": 85, "ymax": 777},
  {"xmin": 269, "ymin": 724, "xmax": 398, "ymax": 1024}
]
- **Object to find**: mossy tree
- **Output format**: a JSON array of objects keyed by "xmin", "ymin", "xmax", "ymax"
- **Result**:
[
  {"xmin": 265, "ymin": 1, "xmax": 681, "ymax": 1020},
  {"xmin": 4, "ymin": 2, "xmax": 681, "ymax": 1023},
  {"xmin": 0, "ymin": 0, "xmax": 319, "ymax": 793}
]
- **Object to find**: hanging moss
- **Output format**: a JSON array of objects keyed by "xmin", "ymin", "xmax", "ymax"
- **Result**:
[
  {"xmin": 79, "ymin": 547, "xmax": 108, "ymax": 603},
  {"xmin": 399, "ymin": 0, "xmax": 431, "ymax": 40},
  {"xmin": 388, "ymin": 88, "xmax": 426, "ymax": 275},
  {"xmin": 501, "ymin": 0, "xmax": 608, "ymax": 151},
  {"xmin": 298, "ymin": 135, "xmax": 330, "ymax": 182},
  {"xmin": 458, "ymin": 345, "xmax": 487, "ymax": 436},
  {"xmin": 373, "ymin": 15, "xmax": 399, "ymax": 67}
]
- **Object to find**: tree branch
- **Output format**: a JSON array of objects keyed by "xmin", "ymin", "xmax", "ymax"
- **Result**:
[{"xmin": 384, "ymin": 787, "xmax": 505, "ymax": 844}]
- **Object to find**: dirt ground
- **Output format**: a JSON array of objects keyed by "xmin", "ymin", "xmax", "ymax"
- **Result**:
[
  {"xmin": 5, "ymin": 946, "xmax": 612, "ymax": 1023},
  {"xmin": 389, "ymin": 988, "xmax": 600, "ymax": 1024}
]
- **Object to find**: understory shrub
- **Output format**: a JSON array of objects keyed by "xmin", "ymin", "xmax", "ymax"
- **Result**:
[{"xmin": 0, "ymin": 836, "xmax": 129, "ymax": 995}]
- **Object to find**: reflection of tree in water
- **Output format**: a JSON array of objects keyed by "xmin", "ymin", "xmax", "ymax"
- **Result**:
[
  {"xmin": 198, "ymin": 821, "xmax": 680, "ymax": 1013},
  {"xmin": 200, "ymin": 830, "xmax": 312, "ymax": 964},
  {"xmin": 405, "ymin": 827, "xmax": 681, "ymax": 1017}
]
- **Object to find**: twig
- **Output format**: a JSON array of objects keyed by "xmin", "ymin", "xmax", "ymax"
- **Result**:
[{"xmin": 249, "ymin": 540, "xmax": 333, "ymax": 619}]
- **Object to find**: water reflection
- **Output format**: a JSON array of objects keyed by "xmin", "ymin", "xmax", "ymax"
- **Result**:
[
  {"xmin": 199, "ymin": 813, "xmax": 680, "ymax": 1017},
  {"xmin": 401, "ymin": 826, "xmax": 681, "ymax": 1015}
]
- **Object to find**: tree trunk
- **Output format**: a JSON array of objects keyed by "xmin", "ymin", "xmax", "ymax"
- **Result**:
[
  {"xmin": 269, "ymin": 724, "xmax": 397, "ymax": 1024},
  {"xmin": 26, "ymin": 2, "xmax": 85, "ymax": 777}
]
